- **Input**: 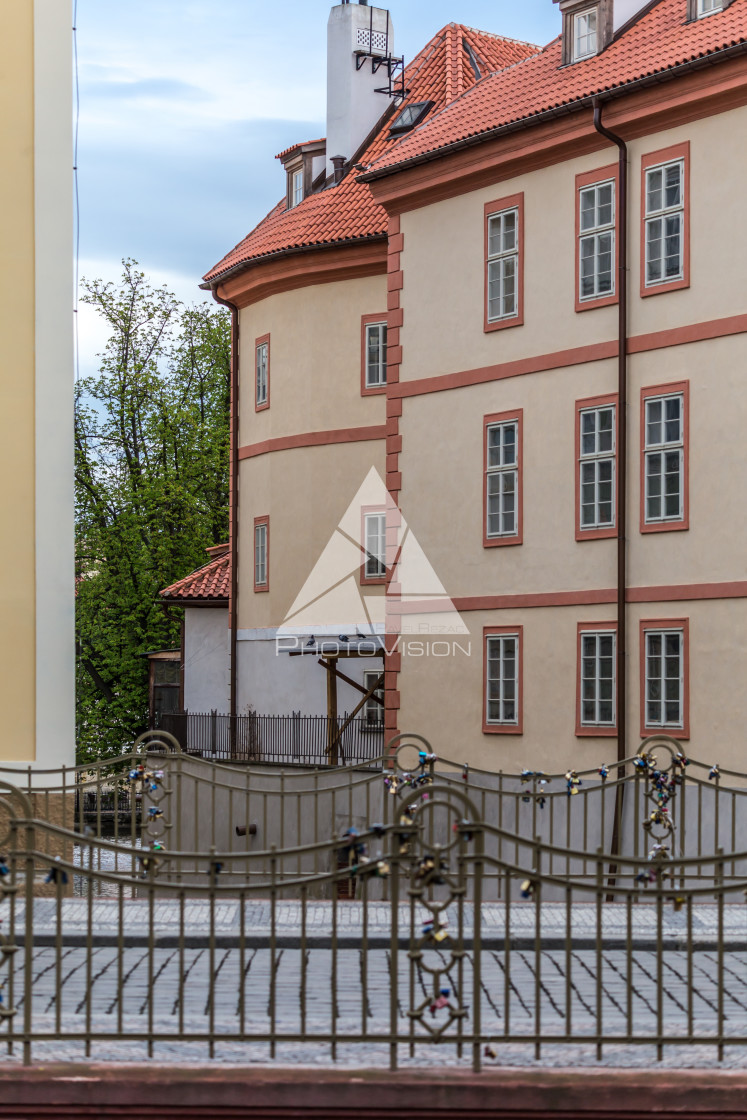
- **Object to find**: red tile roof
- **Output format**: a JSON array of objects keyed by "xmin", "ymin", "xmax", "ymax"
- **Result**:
[
  {"xmin": 204, "ymin": 25, "xmax": 538, "ymax": 283},
  {"xmin": 365, "ymin": 0, "xmax": 747, "ymax": 178},
  {"xmin": 276, "ymin": 138, "xmax": 326, "ymax": 162},
  {"xmin": 161, "ymin": 546, "xmax": 230, "ymax": 604}
]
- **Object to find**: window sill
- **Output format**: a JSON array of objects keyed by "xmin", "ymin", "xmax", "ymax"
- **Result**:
[
  {"xmin": 577, "ymin": 524, "xmax": 617, "ymax": 542},
  {"xmin": 576, "ymin": 725, "xmax": 618, "ymax": 738},
  {"xmin": 485, "ymin": 314, "xmax": 523, "ymax": 334},
  {"xmin": 642, "ymin": 725, "xmax": 689, "ymax": 741},
  {"xmin": 640, "ymin": 520, "xmax": 689, "ymax": 535},
  {"xmin": 483, "ymin": 723, "xmax": 523, "ymax": 736},
  {"xmin": 484, "ymin": 535, "xmax": 523, "ymax": 549},
  {"xmin": 576, "ymin": 292, "xmax": 618, "ymax": 313},
  {"xmin": 361, "ymin": 384, "xmax": 387, "ymax": 398},
  {"xmin": 641, "ymin": 276, "xmax": 689, "ymax": 298}
]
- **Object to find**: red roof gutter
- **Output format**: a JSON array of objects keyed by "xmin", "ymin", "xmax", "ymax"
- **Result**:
[
  {"xmin": 200, "ymin": 233, "xmax": 387, "ymax": 292},
  {"xmin": 358, "ymin": 38, "xmax": 747, "ymax": 183}
]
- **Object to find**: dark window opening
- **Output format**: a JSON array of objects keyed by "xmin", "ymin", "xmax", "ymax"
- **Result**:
[{"xmin": 389, "ymin": 100, "xmax": 433, "ymax": 136}]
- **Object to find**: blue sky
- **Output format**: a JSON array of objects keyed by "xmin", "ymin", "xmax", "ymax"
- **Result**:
[{"xmin": 76, "ymin": 0, "xmax": 561, "ymax": 371}]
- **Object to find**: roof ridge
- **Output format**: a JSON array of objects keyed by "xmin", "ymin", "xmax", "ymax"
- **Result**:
[
  {"xmin": 377, "ymin": 42, "xmax": 544, "ymax": 166},
  {"xmin": 162, "ymin": 551, "xmax": 229, "ymax": 596},
  {"xmin": 452, "ymin": 22, "xmax": 541, "ymax": 50}
]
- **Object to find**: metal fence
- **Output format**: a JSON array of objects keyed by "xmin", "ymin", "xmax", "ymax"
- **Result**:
[
  {"xmin": 0, "ymin": 739, "xmax": 744, "ymax": 1068},
  {"xmin": 156, "ymin": 711, "xmax": 384, "ymax": 766},
  {"xmin": 1, "ymin": 732, "xmax": 745, "ymax": 888}
]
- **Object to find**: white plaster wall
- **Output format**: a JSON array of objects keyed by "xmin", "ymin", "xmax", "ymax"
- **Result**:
[
  {"xmin": 614, "ymin": 0, "xmax": 652, "ymax": 30},
  {"xmin": 33, "ymin": 0, "xmax": 75, "ymax": 772},
  {"xmin": 184, "ymin": 609, "xmax": 230, "ymax": 714},
  {"xmin": 237, "ymin": 636, "xmax": 382, "ymax": 718},
  {"xmin": 326, "ymin": 4, "xmax": 393, "ymax": 175}
]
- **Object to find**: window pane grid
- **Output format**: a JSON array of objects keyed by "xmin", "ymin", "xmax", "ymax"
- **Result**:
[
  {"xmin": 579, "ymin": 180, "xmax": 615, "ymax": 301},
  {"xmin": 645, "ymin": 160, "xmax": 684, "ymax": 286},
  {"xmin": 487, "ymin": 207, "xmax": 519, "ymax": 322},
  {"xmin": 697, "ymin": 0, "xmax": 722, "ymax": 14},
  {"xmin": 644, "ymin": 393, "xmax": 684, "ymax": 523},
  {"xmin": 363, "ymin": 670, "xmax": 384, "ymax": 729},
  {"xmin": 580, "ymin": 632, "xmax": 616, "ymax": 726},
  {"xmin": 573, "ymin": 8, "xmax": 598, "ymax": 59},
  {"xmin": 579, "ymin": 406, "xmax": 616, "ymax": 529},
  {"xmin": 645, "ymin": 630, "xmax": 683, "ymax": 728},
  {"xmin": 365, "ymin": 323, "xmax": 387, "ymax": 388},
  {"xmin": 486, "ymin": 635, "xmax": 519, "ymax": 725},
  {"xmin": 292, "ymin": 169, "xmax": 303, "ymax": 208},
  {"xmin": 486, "ymin": 421, "xmax": 518, "ymax": 538},
  {"xmin": 364, "ymin": 513, "xmax": 386, "ymax": 579},
  {"xmin": 256, "ymin": 343, "xmax": 268, "ymax": 406},
  {"xmin": 254, "ymin": 524, "xmax": 268, "ymax": 587}
]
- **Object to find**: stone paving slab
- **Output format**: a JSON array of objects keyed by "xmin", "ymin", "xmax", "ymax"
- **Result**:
[
  {"xmin": 0, "ymin": 945, "xmax": 745, "ymax": 1070},
  {"xmin": 9, "ymin": 900, "xmax": 747, "ymax": 950}
]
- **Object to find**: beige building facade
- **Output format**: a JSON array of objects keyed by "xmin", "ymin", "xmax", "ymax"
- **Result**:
[
  {"xmin": 199, "ymin": 0, "xmax": 747, "ymax": 770},
  {"xmin": 0, "ymin": 0, "xmax": 75, "ymax": 769}
]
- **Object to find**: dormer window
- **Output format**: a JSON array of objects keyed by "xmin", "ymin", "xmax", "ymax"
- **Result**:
[
  {"xmin": 555, "ymin": 0, "xmax": 612, "ymax": 65},
  {"xmin": 696, "ymin": 0, "xmax": 722, "ymax": 14},
  {"xmin": 573, "ymin": 7, "xmax": 598, "ymax": 59},
  {"xmin": 291, "ymin": 169, "xmax": 304, "ymax": 208},
  {"xmin": 276, "ymin": 138, "xmax": 326, "ymax": 211},
  {"xmin": 389, "ymin": 101, "xmax": 434, "ymax": 137}
]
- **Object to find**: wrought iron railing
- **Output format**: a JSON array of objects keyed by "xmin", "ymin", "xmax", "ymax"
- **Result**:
[
  {"xmin": 1, "ymin": 732, "xmax": 745, "ymax": 885},
  {"xmin": 0, "ymin": 741, "xmax": 744, "ymax": 1068},
  {"xmin": 156, "ymin": 710, "xmax": 384, "ymax": 766}
]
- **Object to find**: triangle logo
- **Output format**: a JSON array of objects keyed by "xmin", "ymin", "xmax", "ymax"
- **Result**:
[{"xmin": 278, "ymin": 468, "xmax": 469, "ymax": 637}]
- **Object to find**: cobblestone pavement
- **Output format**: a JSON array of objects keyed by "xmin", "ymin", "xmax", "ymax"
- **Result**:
[
  {"xmin": 0, "ymin": 940, "xmax": 745, "ymax": 1069},
  {"xmin": 12, "ymin": 899, "xmax": 747, "ymax": 949}
]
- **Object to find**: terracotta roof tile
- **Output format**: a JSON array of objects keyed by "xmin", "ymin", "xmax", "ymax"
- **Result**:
[
  {"xmin": 276, "ymin": 138, "xmax": 326, "ymax": 161},
  {"xmin": 161, "ymin": 547, "xmax": 230, "ymax": 604},
  {"xmin": 204, "ymin": 25, "xmax": 537, "ymax": 283},
  {"xmin": 367, "ymin": 0, "xmax": 747, "ymax": 176}
]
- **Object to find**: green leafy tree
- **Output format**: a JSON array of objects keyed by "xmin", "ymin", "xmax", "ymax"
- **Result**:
[{"xmin": 75, "ymin": 260, "xmax": 230, "ymax": 762}]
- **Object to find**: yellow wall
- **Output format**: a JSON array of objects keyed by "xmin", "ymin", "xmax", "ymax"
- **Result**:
[
  {"xmin": 0, "ymin": 0, "xmax": 74, "ymax": 770},
  {"xmin": 237, "ymin": 275, "xmax": 388, "ymax": 629},
  {"xmin": 392, "ymin": 107, "xmax": 747, "ymax": 770},
  {"xmin": 0, "ymin": 1, "xmax": 37, "ymax": 760},
  {"xmin": 399, "ymin": 107, "xmax": 747, "ymax": 383}
]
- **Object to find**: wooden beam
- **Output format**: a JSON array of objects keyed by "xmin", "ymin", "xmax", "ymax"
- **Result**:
[
  {"xmin": 327, "ymin": 672, "xmax": 385, "ymax": 760},
  {"xmin": 317, "ymin": 659, "xmax": 384, "ymax": 706},
  {"xmin": 325, "ymin": 656, "xmax": 339, "ymax": 765}
]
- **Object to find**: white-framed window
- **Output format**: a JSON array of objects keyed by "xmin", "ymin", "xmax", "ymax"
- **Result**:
[
  {"xmin": 486, "ymin": 207, "xmax": 519, "ymax": 322},
  {"xmin": 485, "ymin": 633, "xmax": 519, "ymax": 727},
  {"xmin": 362, "ymin": 670, "xmax": 385, "ymax": 730},
  {"xmin": 365, "ymin": 322, "xmax": 387, "ymax": 389},
  {"xmin": 696, "ymin": 0, "xmax": 723, "ymax": 15},
  {"xmin": 580, "ymin": 630, "xmax": 616, "ymax": 727},
  {"xmin": 256, "ymin": 341, "xmax": 268, "ymax": 408},
  {"xmin": 644, "ymin": 393, "xmax": 684, "ymax": 524},
  {"xmin": 291, "ymin": 168, "xmax": 304, "ymax": 208},
  {"xmin": 644, "ymin": 629, "xmax": 684, "ymax": 729},
  {"xmin": 644, "ymin": 159, "xmax": 685, "ymax": 287},
  {"xmin": 579, "ymin": 179, "xmax": 615, "ymax": 301},
  {"xmin": 486, "ymin": 420, "xmax": 518, "ymax": 539},
  {"xmin": 254, "ymin": 522, "xmax": 268, "ymax": 589},
  {"xmin": 579, "ymin": 405, "xmax": 615, "ymax": 529},
  {"xmin": 363, "ymin": 512, "xmax": 386, "ymax": 580},
  {"xmin": 573, "ymin": 6, "xmax": 598, "ymax": 60}
]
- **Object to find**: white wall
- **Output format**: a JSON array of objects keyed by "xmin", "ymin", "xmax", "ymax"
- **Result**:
[
  {"xmin": 238, "ymin": 635, "xmax": 382, "ymax": 718},
  {"xmin": 34, "ymin": 0, "xmax": 75, "ymax": 771},
  {"xmin": 184, "ymin": 609, "xmax": 230, "ymax": 714}
]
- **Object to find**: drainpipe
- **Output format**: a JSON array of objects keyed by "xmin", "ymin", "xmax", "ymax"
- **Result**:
[
  {"xmin": 593, "ymin": 99, "xmax": 628, "ymax": 877},
  {"xmin": 210, "ymin": 285, "xmax": 240, "ymax": 754}
]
